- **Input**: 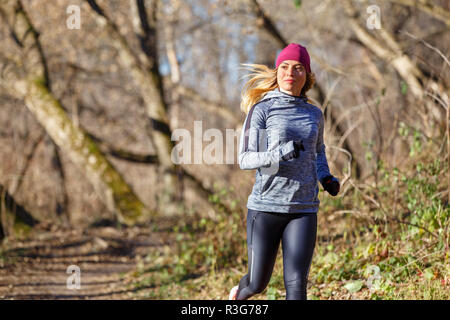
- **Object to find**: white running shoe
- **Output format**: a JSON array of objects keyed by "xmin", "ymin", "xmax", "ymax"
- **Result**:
[{"xmin": 228, "ymin": 285, "xmax": 238, "ymax": 300}]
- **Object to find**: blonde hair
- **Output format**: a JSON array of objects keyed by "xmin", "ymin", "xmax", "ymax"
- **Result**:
[{"xmin": 240, "ymin": 63, "xmax": 316, "ymax": 114}]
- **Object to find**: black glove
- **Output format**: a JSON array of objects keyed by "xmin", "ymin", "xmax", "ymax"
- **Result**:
[
  {"xmin": 293, "ymin": 139, "xmax": 305, "ymax": 157},
  {"xmin": 281, "ymin": 139, "xmax": 305, "ymax": 161},
  {"xmin": 321, "ymin": 175, "xmax": 340, "ymax": 196}
]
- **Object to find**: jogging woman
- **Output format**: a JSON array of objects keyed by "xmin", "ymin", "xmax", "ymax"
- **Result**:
[{"xmin": 229, "ymin": 43, "xmax": 340, "ymax": 300}]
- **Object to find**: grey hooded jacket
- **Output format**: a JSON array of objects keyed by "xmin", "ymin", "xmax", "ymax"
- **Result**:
[{"xmin": 238, "ymin": 88, "xmax": 331, "ymax": 213}]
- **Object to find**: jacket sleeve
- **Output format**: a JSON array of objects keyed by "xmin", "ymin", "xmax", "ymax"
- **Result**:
[
  {"xmin": 316, "ymin": 111, "xmax": 332, "ymax": 183},
  {"xmin": 238, "ymin": 103, "xmax": 295, "ymax": 170}
]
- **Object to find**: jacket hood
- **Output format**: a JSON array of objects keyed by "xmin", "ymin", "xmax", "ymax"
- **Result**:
[{"xmin": 260, "ymin": 87, "xmax": 308, "ymax": 104}]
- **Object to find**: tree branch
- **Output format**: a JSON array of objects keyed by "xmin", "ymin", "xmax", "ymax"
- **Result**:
[{"xmin": 387, "ymin": 0, "xmax": 450, "ymax": 27}]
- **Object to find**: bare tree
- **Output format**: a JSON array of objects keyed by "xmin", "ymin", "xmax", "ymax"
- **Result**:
[
  {"xmin": 387, "ymin": 0, "xmax": 450, "ymax": 27},
  {"xmin": 342, "ymin": 0, "xmax": 446, "ymax": 136},
  {"xmin": 85, "ymin": 0, "xmax": 180, "ymax": 212},
  {"xmin": 0, "ymin": 0, "xmax": 153, "ymax": 226},
  {"xmin": 0, "ymin": 184, "xmax": 39, "ymax": 238},
  {"xmin": 85, "ymin": 0, "xmax": 235, "ymax": 216}
]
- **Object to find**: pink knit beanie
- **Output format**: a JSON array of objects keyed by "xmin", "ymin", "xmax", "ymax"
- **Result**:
[{"xmin": 275, "ymin": 43, "xmax": 311, "ymax": 73}]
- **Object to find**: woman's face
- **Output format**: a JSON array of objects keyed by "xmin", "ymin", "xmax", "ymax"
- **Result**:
[{"xmin": 276, "ymin": 60, "xmax": 307, "ymax": 97}]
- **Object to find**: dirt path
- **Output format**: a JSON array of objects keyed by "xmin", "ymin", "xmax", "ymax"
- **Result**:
[{"xmin": 0, "ymin": 220, "xmax": 175, "ymax": 299}]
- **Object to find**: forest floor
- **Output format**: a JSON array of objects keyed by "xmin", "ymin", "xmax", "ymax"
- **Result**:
[
  {"xmin": 0, "ymin": 218, "xmax": 178, "ymax": 299},
  {"xmin": 0, "ymin": 209, "xmax": 448, "ymax": 300}
]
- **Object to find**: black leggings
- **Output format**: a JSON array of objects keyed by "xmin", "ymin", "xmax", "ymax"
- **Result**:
[{"xmin": 236, "ymin": 209, "xmax": 317, "ymax": 300}]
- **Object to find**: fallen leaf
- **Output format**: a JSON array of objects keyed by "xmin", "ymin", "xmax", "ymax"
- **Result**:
[{"xmin": 344, "ymin": 280, "xmax": 363, "ymax": 293}]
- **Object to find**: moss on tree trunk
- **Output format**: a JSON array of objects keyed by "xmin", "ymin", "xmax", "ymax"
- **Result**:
[
  {"xmin": 23, "ymin": 79, "xmax": 154, "ymax": 225},
  {"xmin": 0, "ymin": 184, "xmax": 39, "ymax": 239}
]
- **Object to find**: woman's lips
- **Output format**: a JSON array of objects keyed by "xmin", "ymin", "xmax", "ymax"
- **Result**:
[{"xmin": 285, "ymin": 79, "xmax": 294, "ymax": 83}]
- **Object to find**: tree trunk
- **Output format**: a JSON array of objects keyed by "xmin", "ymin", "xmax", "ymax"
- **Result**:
[
  {"xmin": 386, "ymin": 0, "xmax": 450, "ymax": 27},
  {"xmin": 87, "ymin": 0, "xmax": 236, "ymax": 216},
  {"xmin": 88, "ymin": 0, "xmax": 180, "ymax": 214},
  {"xmin": 0, "ymin": 184, "xmax": 39, "ymax": 239},
  {"xmin": 342, "ymin": 0, "xmax": 445, "ymax": 136},
  {"xmin": 22, "ymin": 79, "xmax": 154, "ymax": 225},
  {"xmin": 0, "ymin": 0, "xmax": 152, "ymax": 226}
]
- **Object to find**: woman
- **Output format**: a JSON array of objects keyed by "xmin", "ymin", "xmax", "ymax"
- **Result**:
[{"xmin": 229, "ymin": 43, "xmax": 340, "ymax": 300}]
